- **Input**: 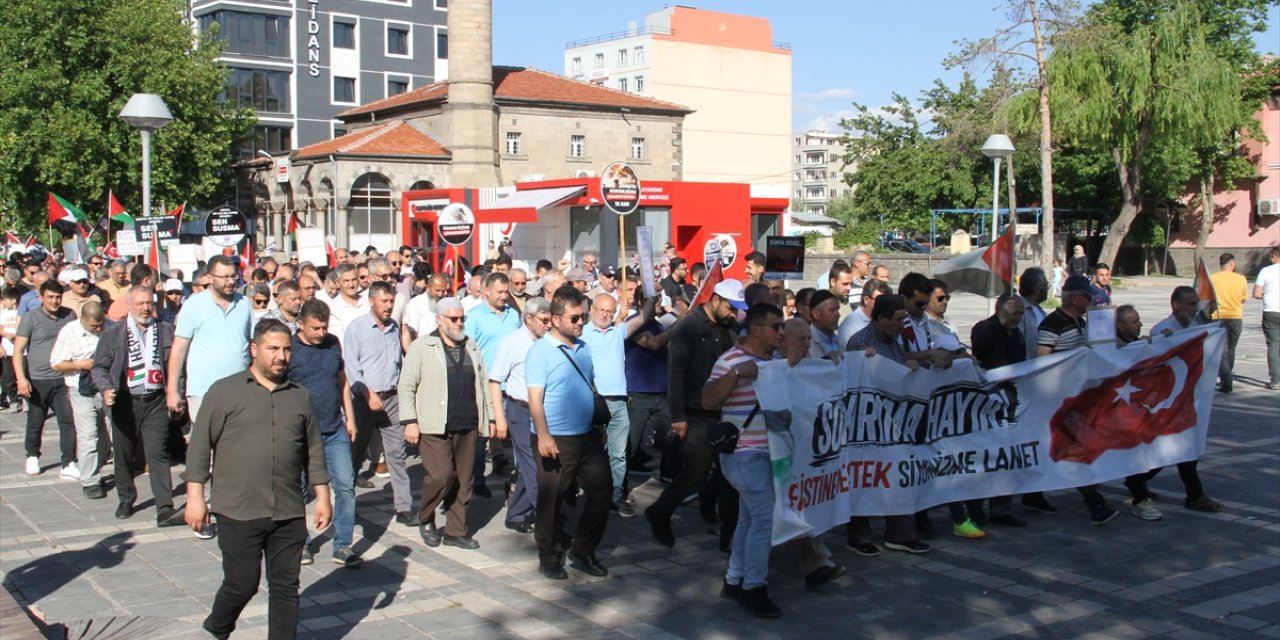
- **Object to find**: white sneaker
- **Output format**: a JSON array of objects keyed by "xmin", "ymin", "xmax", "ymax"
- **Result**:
[
  {"xmin": 60, "ymin": 462, "xmax": 81, "ymax": 481},
  {"xmin": 194, "ymin": 523, "xmax": 216, "ymax": 540},
  {"xmin": 1131, "ymin": 498, "xmax": 1163, "ymax": 521},
  {"xmin": 25, "ymin": 457, "xmax": 40, "ymax": 476}
]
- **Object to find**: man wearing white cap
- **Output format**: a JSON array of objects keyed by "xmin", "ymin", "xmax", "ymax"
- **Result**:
[
  {"xmin": 160, "ymin": 279, "xmax": 185, "ymax": 325},
  {"xmin": 60, "ymin": 268, "xmax": 100, "ymax": 317}
]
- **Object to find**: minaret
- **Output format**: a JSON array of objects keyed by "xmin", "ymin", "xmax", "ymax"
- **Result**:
[{"xmin": 444, "ymin": 0, "xmax": 500, "ymax": 187}]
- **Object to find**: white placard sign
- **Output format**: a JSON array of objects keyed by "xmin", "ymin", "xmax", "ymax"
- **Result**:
[
  {"xmin": 635, "ymin": 226, "xmax": 657, "ymax": 298},
  {"xmin": 294, "ymin": 227, "xmax": 328, "ymax": 266},
  {"xmin": 167, "ymin": 244, "xmax": 200, "ymax": 280},
  {"xmin": 116, "ymin": 230, "xmax": 145, "ymax": 256}
]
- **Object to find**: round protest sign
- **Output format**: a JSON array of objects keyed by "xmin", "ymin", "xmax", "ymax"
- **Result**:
[
  {"xmin": 600, "ymin": 162, "xmax": 640, "ymax": 216},
  {"xmin": 438, "ymin": 203, "xmax": 475, "ymax": 246},
  {"xmin": 205, "ymin": 206, "xmax": 247, "ymax": 247}
]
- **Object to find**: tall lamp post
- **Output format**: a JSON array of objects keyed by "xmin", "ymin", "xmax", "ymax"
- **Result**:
[
  {"xmin": 119, "ymin": 93, "xmax": 174, "ymax": 219},
  {"xmin": 980, "ymin": 134, "xmax": 1015, "ymax": 241}
]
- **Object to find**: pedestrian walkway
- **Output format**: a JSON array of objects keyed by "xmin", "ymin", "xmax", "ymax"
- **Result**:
[{"xmin": 2, "ymin": 288, "xmax": 1278, "ymax": 639}]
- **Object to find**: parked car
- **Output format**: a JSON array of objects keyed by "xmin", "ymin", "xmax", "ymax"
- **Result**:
[{"xmin": 881, "ymin": 237, "xmax": 931, "ymax": 254}]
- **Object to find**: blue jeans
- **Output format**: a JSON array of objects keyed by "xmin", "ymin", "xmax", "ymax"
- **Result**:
[
  {"xmin": 720, "ymin": 450, "xmax": 774, "ymax": 589},
  {"xmin": 321, "ymin": 430, "xmax": 356, "ymax": 553},
  {"xmin": 604, "ymin": 398, "xmax": 629, "ymax": 503}
]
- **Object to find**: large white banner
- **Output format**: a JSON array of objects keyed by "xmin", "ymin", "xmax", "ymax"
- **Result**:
[{"xmin": 754, "ymin": 326, "xmax": 1226, "ymax": 545}]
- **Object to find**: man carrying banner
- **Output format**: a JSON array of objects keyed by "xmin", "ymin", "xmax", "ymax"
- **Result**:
[
  {"xmin": 839, "ymin": 280, "xmax": 890, "ymax": 349},
  {"xmin": 1036, "ymin": 274, "xmax": 1118, "ymax": 525},
  {"xmin": 970, "ymin": 294, "xmax": 1029, "ymax": 528}
]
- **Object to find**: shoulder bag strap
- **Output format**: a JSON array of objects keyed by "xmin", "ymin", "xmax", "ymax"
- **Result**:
[{"xmin": 557, "ymin": 344, "xmax": 597, "ymax": 392}]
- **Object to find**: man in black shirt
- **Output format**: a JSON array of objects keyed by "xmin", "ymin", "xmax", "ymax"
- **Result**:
[
  {"xmin": 659, "ymin": 257, "xmax": 696, "ymax": 312},
  {"xmin": 645, "ymin": 280, "xmax": 745, "ymax": 547},
  {"xmin": 184, "ymin": 319, "xmax": 331, "ymax": 640},
  {"xmin": 970, "ymin": 294, "xmax": 1028, "ymax": 527}
]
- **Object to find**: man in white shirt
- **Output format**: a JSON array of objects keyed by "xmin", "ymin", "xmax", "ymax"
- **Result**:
[
  {"xmin": 327, "ymin": 264, "xmax": 369, "ymax": 345},
  {"xmin": 1254, "ymin": 246, "xmax": 1280, "ymax": 390},
  {"xmin": 488, "ymin": 297, "xmax": 551, "ymax": 533},
  {"xmin": 402, "ymin": 273, "xmax": 449, "ymax": 351},
  {"xmin": 1151, "ymin": 286, "xmax": 1204, "ymax": 337},
  {"xmin": 839, "ymin": 280, "xmax": 890, "ymax": 349},
  {"xmin": 1016, "ymin": 268, "xmax": 1050, "ymax": 360},
  {"xmin": 49, "ymin": 302, "xmax": 107, "ymax": 498}
]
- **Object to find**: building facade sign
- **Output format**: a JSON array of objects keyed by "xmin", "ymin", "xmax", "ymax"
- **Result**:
[{"xmin": 306, "ymin": 0, "xmax": 321, "ymax": 77}]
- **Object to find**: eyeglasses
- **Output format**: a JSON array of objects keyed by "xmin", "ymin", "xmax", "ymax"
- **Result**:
[
  {"xmin": 252, "ymin": 298, "xmax": 269, "ymax": 307},
  {"xmin": 913, "ymin": 299, "xmax": 928, "ymax": 307},
  {"xmin": 583, "ymin": 260, "xmax": 597, "ymax": 266},
  {"xmin": 565, "ymin": 314, "xmax": 585, "ymax": 324},
  {"xmin": 934, "ymin": 295, "xmax": 950, "ymax": 302},
  {"xmin": 440, "ymin": 315, "xmax": 465, "ymax": 324}
]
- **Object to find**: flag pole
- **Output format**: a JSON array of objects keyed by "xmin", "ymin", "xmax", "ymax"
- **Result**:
[{"xmin": 618, "ymin": 215, "xmax": 628, "ymax": 320}]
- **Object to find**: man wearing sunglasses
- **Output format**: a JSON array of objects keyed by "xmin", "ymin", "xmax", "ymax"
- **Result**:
[{"xmin": 924, "ymin": 279, "xmax": 958, "ymax": 343}]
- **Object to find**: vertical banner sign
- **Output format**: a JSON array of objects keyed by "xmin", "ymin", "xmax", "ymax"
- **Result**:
[
  {"xmin": 764, "ymin": 235, "xmax": 806, "ymax": 281},
  {"xmin": 600, "ymin": 162, "xmax": 640, "ymax": 216},
  {"xmin": 438, "ymin": 203, "xmax": 475, "ymax": 246},
  {"xmin": 306, "ymin": 0, "xmax": 322, "ymax": 77},
  {"xmin": 636, "ymin": 226, "xmax": 657, "ymax": 298}
]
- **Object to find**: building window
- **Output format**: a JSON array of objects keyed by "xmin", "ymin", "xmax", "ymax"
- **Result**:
[
  {"xmin": 333, "ymin": 21, "xmax": 355, "ymax": 49},
  {"xmin": 199, "ymin": 11, "xmax": 291, "ymax": 58},
  {"xmin": 386, "ymin": 24, "xmax": 410, "ymax": 56},
  {"xmin": 435, "ymin": 0, "xmax": 447, "ymax": 8},
  {"xmin": 333, "ymin": 76, "xmax": 356, "ymax": 104},
  {"xmin": 223, "ymin": 68, "xmax": 291, "ymax": 112},
  {"xmin": 349, "ymin": 173, "xmax": 394, "ymax": 250},
  {"xmin": 387, "ymin": 78, "xmax": 408, "ymax": 96},
  {"xmin": 617, "ymin": 49, "xmax": 628, "ymax": 66},
  {"xmin": 239, "ymin": 125, "xmax": 291, "ymax": 159},
  {"xmin": 333, "ymin": 122, "xmax": 348, "ymax": 138},
  {"xmin": 617, "ymin": 77, "xmax": 628, "ymax": 92},
  {"xmin": 571, "ymin": 57, "xmax": 581, "ymax": 74},
  {"xmin": 634, "ymin": 75, "xmax": 644, "ymax": 93},
  {"xmin": 570, "ymin": 134, "xmax": 585, "ymax": 158},
  {"xmin": 436, "ymin": 31, "xmax": 448, "ymax": 59},
  {"xmin": 631, "ymin": 137, "xmax": 645, "ymax": 160},
  {"xmin": 634, "ymin": 46, "xmax": 644, "ymax": 63},
  {"xmin": 593, "ymin": 53, "xmax": 604, "ymax": 69},
  {"xmin": 506, "ymin": 132, "xmax": 522, "ymax": 155}
]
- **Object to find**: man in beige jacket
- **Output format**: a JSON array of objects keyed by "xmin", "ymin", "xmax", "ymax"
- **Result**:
[{"xmin": 400, "ymin": 297, "xmax": 496, "ymax": 550}]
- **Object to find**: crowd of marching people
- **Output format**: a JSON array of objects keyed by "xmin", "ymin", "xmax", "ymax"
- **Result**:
[{"xmin": 1, "ymin": 238, "xmax": 1277, "ymax": 634}]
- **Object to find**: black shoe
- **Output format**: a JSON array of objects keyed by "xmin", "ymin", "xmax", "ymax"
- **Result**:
[
  {"xmin": 539, "ymin": 562, "xmax": 568, "ymax": 580},
  {"xmin": 568, "ymin": 551, "xmax": 608, "ymax": 577},
  {"xmin": 443, "ymin": 534, "xmax": 480, "ymax": 550},
  {"xmin": 156, "ymin": 506, "xmax": 183, "ymax": 527},
  {"xmin": 720, "ymin": 580, "xmax": 742, "ymax": 600},
  {"xmin": 1090, "ymin": 506, "xmax": 1119, "ymax": 526},
  {"xmin": 201, "ymin": 619, "xmax": 231, "ymax": 640},
  {"xmin": 115, "ymin": 502, "xmax": 134, "ymax": 520},
  {"xmin": 473, "ymin": 484, "xmax": 493, "ymax": 498},
  {"xmin": 612, "ymin": 500, "xmax": 637, "ymax": 518},
  {"xmin": 396, "ymin": 511, "xmax": 420, "ymax": 527},
  {"xmin": 1021, "ymin": 494, "xmax": 1059, "ymax": 514},
  {"xmin": 419, "ymin": 523, "xmax": 442, "ymax": 547},
  {"xmin": 737, "ymin": 586, "xmax": 782, "ymax": 619},
  {"xmin": 645, "ymin": 506, "xmax": 675, "ymax": 547},
  {"xmin": 354, "ymin": 476, "xmax": 374, "ymax": 489},
  {"xmin": 990, "ymin": 514, "xmax": 1028, "ymax": 527},
  {"xmin": 505, "ymin": 520, "xmax": 535, "ymax": 534},
  {"xmin": 83, "ymin": 484, "xmax": 106, "ymax": 500},
  {"xmin": 804, "ymin": 564, "xmax": 845, "ymax": 590},
  {"xmin": 847, "ymin": 541, "xmax": 880, "ymax": 557},
  {"xmin": 491, "ymin": 455, "xmax": 512, "ymax": 475}
]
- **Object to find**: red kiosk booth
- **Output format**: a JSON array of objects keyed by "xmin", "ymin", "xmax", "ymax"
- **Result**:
[{"xmin": 399, "ymin": 177, "xmax": 788, "ymax": 281}]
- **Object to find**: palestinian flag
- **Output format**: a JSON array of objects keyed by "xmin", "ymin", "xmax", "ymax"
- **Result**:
[
  {"xmin": 77, "ymin": 223, "xmax": 96, "ymax": 256},
  {"xmin": 325, "ymin": 238, "xmax": 338, "ymax": 269},
  {"xmin": 49, "ymin": 193, "xmax": 88, "ymax": 227},
  {"xmin": 690, "ymin": 260, "xmax": 725, "ymax": 307},
  {"xmin": 167, "ymin": 202, "xmax": 185, "ymax": 219},
  {"xmin": 145, "ymin": 233, "xmax": 169, "ymax": 276},
  {"xmin": 1193, "ymin": 256, "xmax": 1219, "ymax": 323},
  {"xmin": 934, "ymin": 224, "xmax": 1016, "ymax": 298},
  {"xmin": 108, "ymin": 191, "xmax": 133, "ymax": 227}
]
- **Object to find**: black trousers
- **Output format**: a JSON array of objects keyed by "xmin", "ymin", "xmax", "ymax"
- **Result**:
[
  {"xmin": 111, "ymin": 392, "xmax": 175, "ymax": 509},
  {"xmin": 1125, "ymin": 461, "xmax": 1206, "ymax": 504},
  {"xmin": 0, "ymin": 356, "xmax": 17, "ymax": 406},
  {"xmin": 204, "ymin": 515, "xmax": 307, "ymax": 640},
  {"xmin": 650, "ymin": 412, "xmax": 718, "ymax": 520},
  {"xmin": 533, "ymin": 428, "xmax": 612, "ymax": 565},
  {"xmin": 24, "ymin": 378, "xmax": 76, "ymax": 464},
  {"xmin": 1219, "ymin": 318, "xmax": 1242, "ymax": 390}
]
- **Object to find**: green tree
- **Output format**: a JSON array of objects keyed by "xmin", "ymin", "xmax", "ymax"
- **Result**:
[
  {"xmin": 1044, "ymin": 0, "xmax": 1248, "ymax": 269},
  {"xmin": 0, "ymin": 0, "xmax": 253, "ymax": 236}
]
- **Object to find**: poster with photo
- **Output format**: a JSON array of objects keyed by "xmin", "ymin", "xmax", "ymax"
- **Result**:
[
  {"xmin": 600, "ymin": 162, "xmax": 640, "ymax": 215},
  {"xmin": 439, "ymin": 203, "xmax": 475, "ymax": 246},
  {"xmin": 764, "ymin": 236, "xmax": 805, "ymax": 281},
  {"xmin": 704, "ymin": 233, "xmax": 737, "ymax": 269}
]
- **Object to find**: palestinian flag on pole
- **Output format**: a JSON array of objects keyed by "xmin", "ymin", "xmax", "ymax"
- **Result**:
[
  {"xmin": 108, "ymin": 191, "xmax": 134, "ymax": 227},
  {"xmin": 167, "ymin": 201, "xmax": 185, "ymax": 219},
  {"xmin": 145, "ymin": 232, "xmax": 169, "ymax": 276},
  {"xmin": 933, "ymin": 224, "xmax": 1016, "ymax": 298},
  {"xmin": 49, "ymin": 193, "xmax": 88, "ymax": 227},
  {"xmin": 1192, "ymin": 256, "xmax": 1219, "ymax": 323},
  {"xmin": 690, "ymin": 260, "xmax": 725, "ymax": 307}
]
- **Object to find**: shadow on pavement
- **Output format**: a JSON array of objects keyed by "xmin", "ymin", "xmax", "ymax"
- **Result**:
[
  {"xmin": 4, "ymin": 532, "xmax": 135, "ymax": 604},
  {"xmin": 298, "ymin": 544, "xmax": 410, "ymax": 639}
]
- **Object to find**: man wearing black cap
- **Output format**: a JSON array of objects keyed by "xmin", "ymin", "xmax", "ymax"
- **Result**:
[
  {"xmin": 1034, "ymin": 274, "xmax": 1118, "ymax": 525},
  {"xmin": 588, "ymin": 264, "xmax": 620, "ymax": 304}
]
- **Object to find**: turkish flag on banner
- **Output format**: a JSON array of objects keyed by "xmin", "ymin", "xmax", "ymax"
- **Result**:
[{"xmin": 1048, "ymin": 333, "xmax": 1207, "ymax": 464}]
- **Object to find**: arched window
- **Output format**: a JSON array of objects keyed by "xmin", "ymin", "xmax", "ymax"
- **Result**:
[
  {"xmin": 348, "ymin": 173, "xmax": 393, "ymax": 251},
  {"xmin": 408, "ymin": 180, "xmax": 436, "ymax": 192}
]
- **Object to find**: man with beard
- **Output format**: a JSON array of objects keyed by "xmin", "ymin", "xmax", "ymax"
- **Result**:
[
  {"xmin": 14, "ymin": 279, "xmax": 77, "ymax": 478},
  {"xmin": 645, "ymin": 280, "xmax": 744, "ymax": 547},
  {"xmin": 264, "ymin": 280, "xmax": 303, "ymax": 334},
  {"xmin": 402, "ymin": 273, "xmax": 450, "ymax": 351},
  {"xmin": 184, "ymin": 320, "xmax": 331, "ymax": 640},
  {"xmin": 401, "ymin": 297, "xmax": 495, "ymax": 550},
  {"xmin": 50, "ymin": 301, "xmax": 108, "ymax": 499}
]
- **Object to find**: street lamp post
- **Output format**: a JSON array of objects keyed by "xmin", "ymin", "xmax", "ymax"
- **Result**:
[
  {"xmin": 119, "ymin": 93, "xmax": 174, "ymax": 219},
  {"xmin": 981, "ymin": 134, "xmax": 1015, "ymax": 241}
]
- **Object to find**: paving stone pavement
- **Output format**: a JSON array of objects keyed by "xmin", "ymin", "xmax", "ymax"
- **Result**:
[{"xmin": 2, "ymin": 281, "xmax": 1278, "ymax": 639}]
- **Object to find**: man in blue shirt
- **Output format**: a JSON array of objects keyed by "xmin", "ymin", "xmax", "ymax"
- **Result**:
[
  {"xmin": 526, "ymin": 289, "xmax": 610, "ymax": 580},
  {"xmin": 465, "ymin": 272, "xmax": 520, "ymax": 496},
  {"xmin": 289, "ymin": 299, "xmax": 362, "ymax": 568},
  {"xmin": 166, "ymin": 255, "xmax": 252, "ymax": 424},
  {"xmin": 580, "ymin": 289, "xmax": 652, "ymax": 516}
]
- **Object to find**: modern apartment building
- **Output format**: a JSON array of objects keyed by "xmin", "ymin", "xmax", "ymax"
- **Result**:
[
  {"xmin": 188, "ymin": 0, "xmax": 449, "ymax": 159},
  {"xmin": 563, "ymin": 6, "xmax": 792, "ymax": 196},
  {"xmin": 790, "ymin": 130, "xmax": 853, "ymax": 216}
]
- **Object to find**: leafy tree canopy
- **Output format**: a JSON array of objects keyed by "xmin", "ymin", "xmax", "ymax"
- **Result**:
[{"xmin": 0, "ymin": 0, "xmax": 253, "ymax": 235}]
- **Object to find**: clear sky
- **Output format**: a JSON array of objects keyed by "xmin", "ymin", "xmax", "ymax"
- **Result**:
[{"xmin": 493, "ymin": 0, "xmax": 1280, "ymax": 133}]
